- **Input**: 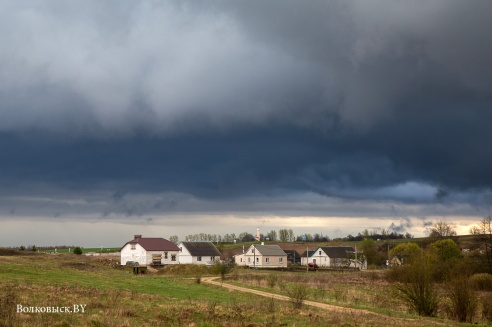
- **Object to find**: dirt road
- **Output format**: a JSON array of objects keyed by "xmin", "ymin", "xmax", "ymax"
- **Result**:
[{"xmin": 201, "ymin": 276, "xmax": 371, "ymax": 314}]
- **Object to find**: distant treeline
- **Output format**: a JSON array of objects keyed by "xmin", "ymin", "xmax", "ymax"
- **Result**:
[{"xmin": 174, "ymin": 227, "xmax": 412, "ymax": 244}]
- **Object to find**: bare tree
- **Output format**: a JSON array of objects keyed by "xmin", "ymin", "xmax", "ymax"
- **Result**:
[
  {"xmin": 427, "ymin": 219, "xmax": 456, "ymax": 238},
  {"xmin": 169, "ymin": 235, "xmax": 179, "ymax": 243},
  {"xmin": 278, "ymin": 229, "xmax": 289, "ymax": 242},
  {"xmin": 471, "ymin": 216, "xmax": 492, "ymax": 273}
]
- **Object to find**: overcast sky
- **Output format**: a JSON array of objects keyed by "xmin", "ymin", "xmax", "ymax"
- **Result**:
[{"xmin": 1, "ymin": 1, "xmax": 492, "ymax": 246}]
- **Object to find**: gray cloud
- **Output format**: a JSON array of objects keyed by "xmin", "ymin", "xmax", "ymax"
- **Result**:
[{"xmin": 1, "ymin": 1, "xmax": 492, "ymax": 238}]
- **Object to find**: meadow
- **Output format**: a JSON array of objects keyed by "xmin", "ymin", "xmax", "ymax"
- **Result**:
[{"xmin": 1, "ymin": 251, "xmax": 491, "ymax": 326}]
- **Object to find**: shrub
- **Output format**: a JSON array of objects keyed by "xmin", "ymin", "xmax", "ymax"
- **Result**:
[
  {"xmin": 469, "ymin": 273, "xmax": 492, "ymax": 291},
  {"xmin": 212, "ymin": 261, "xmax": 232, "ymax": 280},
  {"xmin": 287, "ymin": 284, "xmax": 308, "ymax": 309},
  {"xmin": 73, "ymin": 246, "xmax": 83, "ymax": 255},
  {"xmin": 266, "ymin": 274, "xmax": 278, "ymax": 288},
  {"xmin": 445, "ymin": 276, "xmax": 478, "ymax": 322},
  {"xmin": 394, "ymin": 259, "xmax": 439, "ymax": 316}
]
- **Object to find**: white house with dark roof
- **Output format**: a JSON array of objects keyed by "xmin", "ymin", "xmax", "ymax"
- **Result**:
[
  {"xmin": 301, "ymin": 246, "xmax": 361, "ymax": 268},
  {"xmin": 177, "ymin": 241, "xmax": 221, "ymax": 265},
  {"xmin": 120, "ymin": 235, "xmax": 180, "ymax": 266},
  {"xmin": 234, "ymin": 244, "xmax": 287, "ymax": 268}
]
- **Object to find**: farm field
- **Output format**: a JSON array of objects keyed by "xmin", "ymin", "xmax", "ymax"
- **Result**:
[{"xmin": 1, "ymin": 252, "xmax": 489, "ymax": 326}]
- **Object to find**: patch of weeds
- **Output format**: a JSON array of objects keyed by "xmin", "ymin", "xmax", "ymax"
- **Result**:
[{"xmin": 287, "ymin": 284, "xmax": 308, "ymax": 310}]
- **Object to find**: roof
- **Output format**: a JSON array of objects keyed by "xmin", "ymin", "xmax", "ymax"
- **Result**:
[
  {"xmin": 252, "ymin": 244, "xmax": 287, "ymax": 256},
  {"xmin": 300, "ymin": 250, "xmax": 317, "ymax": 257},
  {"xmin": 180, "ymin": 242, "xmax": 221, "ymax": 256},
  {"xmin": 121, "ymin": 236, "xmax": 179, "ymax": 251},
  {"xmin": 319, "ymin": 246, "xmax": 354, "ymax": 258}
]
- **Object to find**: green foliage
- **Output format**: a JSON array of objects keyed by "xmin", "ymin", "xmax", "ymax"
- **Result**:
[
  {"xmin": 212, "ymin": 261, "xmax": 232, "ymax": 280},
  {"xmin": 390, "ymin": 242, "xmax": 422, "ymax": 265},
  {"xmin": 31, "ymin": 245, "xmax": 37, "ymax": 252},
  {"xmin": 73, "ymin": 246, "xmax": 83, "ymax": 255},
  {"xmin": 19, "ymin": 245, "xmax": 26, "ymax": 251},
  {"xmin": 394, "ymin": 256, "xmax": 439, "ymax": 316},
  {"xmin": 360, "ymin": 238, "xmax": 384, "ymax": 266},
  {"xmin": 429, "ymin": 239, "xmax": 461, "ymax": 262}
]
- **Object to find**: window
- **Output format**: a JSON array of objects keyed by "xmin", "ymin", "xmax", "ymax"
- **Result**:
[
  {"xmin": 197, "ymin": 256, "xmax": 202, "ymax": 262},
  {"xmin": 164, "ymin": 252, "xmax": 168, "ymax": 259},
  {"xmin": 240, "ymin": 258, "xmax": 243, "ymax": 262},
  {"xmin": 279, "ymin": 258, "xmax": 283, "ymax": 263},
  {"xmin": 248, "ymin": 258, "xmax": 251, "ymax": 263},
  {"xmin": 211, "ymin": 257, "xmax": 215, "ymax": 262},
  {"xmin": 319, "ymin": 251, "xmax": 321, "ymax": 255},
  {"xmin": 171, "ymin": 255, "xmax": 176, "ymax": 261},
  {"xmin": 131, "ymin": 244, "xmax": 136, "ymax": 250},
  {"xmin": 256, "ymin": 257, "xmax": 259, "ymax": 263},
  {"xmin": 179, "ymin": 247, "xmax": 182, "ymax": 252},
  {"xmin": 265, "ymin": 257, "xmax": 270, "ymax": 263}
]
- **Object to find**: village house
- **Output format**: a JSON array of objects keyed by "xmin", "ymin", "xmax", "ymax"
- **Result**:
[
  {"xmin": 234, "ymin": 244, "xmax": 287, "ymax": 268},
  {"xmin": 120, "ymin": 235, "xmax": 179, "ymax": 266},
  {"xmin": 301, "ymin": 246, "xmax": 362, "ymax": 268},
  {"xmin": 177, "ymin": 241, "xmax": 221, "ymax": 265}
]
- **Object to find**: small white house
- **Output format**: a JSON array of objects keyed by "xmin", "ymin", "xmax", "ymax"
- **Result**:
[
  {"xmin": 301, "ymin": 246, "xmax": 358, "ymax": 268},
  {"xmin": 177, "ymin": 242, "xmax": 221, "ymax": 265},
  {"xmin": 120, "ymin": 235, "xmax": 179, "ymax": 266},
  {"xmin": 234, "ymin": 244, "xmax": 287, "ymax": 268}
]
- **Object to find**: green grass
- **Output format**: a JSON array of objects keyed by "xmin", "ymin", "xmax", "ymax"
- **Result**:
[{"xmin": 41, "ymin": 247, "xmax": 120, "ymax": 254}]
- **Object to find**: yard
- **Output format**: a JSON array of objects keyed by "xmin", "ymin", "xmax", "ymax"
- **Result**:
[{"xmin": 0, "ymin": 252, "xmax": 490, "ymax": 326}]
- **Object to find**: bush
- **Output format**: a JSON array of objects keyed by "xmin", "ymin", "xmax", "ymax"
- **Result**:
[
  {"xmin": 287, "ymin": 284, "xmax": 308, "ymax": 309},
  {"xmin": 73, "ymin": 246, "xmax": 83, "ymax": 255},
  {"xmin": 212, "ymin": 261, "xmax": 233, "ymax": 280},
  {"xmin": 469, "ymin": 273, "xmax": 492, "ymax": 291},
  {"xmin": 445, "ymin": 276, "xmax": 478, "ymax": 322},
  {"xmin": 394, "ymin": 259, "xmax": 439, "ymax": 316}
]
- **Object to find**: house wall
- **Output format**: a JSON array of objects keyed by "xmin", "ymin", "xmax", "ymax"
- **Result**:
[
  {"xmin": 120, "ymin": 243, "xmax": 147, "ymax": 266},
  {"xmin": 177, "ymin": 242, "xmax": 219, "ymax": 265},
  {"xmin": 120, "ymin": 244, "xmax": 178, "ymax": 266}
]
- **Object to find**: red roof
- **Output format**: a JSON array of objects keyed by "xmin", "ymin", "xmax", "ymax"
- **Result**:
[{"xmin": 121, "ymin": 236, "xmax": 179, "ymax": 251}]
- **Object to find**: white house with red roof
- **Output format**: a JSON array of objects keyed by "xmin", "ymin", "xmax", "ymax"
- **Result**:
[{"xmin": 120, "ymin": 235, "xmax": 180, "ymax": 266}]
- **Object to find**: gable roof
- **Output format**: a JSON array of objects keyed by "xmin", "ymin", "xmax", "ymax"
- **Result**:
[
  {"xmin": 252, "ymin": 244, "xmax": 286, "ymax": 256},
  {"xmin": 180, "ymin": 242, "xmax": 221, "ymax": 256},
  {"xmin": 319, "ymin": 246, "xmax": 354, "ymax": 258},
  {"xmin": 121, "ymin": 236, "xmax": 179, "ymax": 251},
  {"xmin": 300, "ymin": 250, "xmax": 317, "ymax": 257}
]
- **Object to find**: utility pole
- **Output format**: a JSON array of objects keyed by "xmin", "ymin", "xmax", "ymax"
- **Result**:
[{"xmin": 306, "ymin": 245, "xmax": 309, "ymax": 273}]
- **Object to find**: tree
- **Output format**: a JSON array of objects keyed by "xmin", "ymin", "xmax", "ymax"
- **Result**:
[
  {"xmin": 238, "ymin": 232, "xmax": 255, "ymax": 242},
  {"xmin": 19, "ymin": 246, "xmax": 26, "ymax": 251},
  {"xmin": 288, "ymin": 229, "xmax": 294, "ymax": 242},
  {"xmin": 31, "ymin": 245, "xmax": 37, "ymax": 252},
  {"xmin": 429, "ymin": 239, "xmax": 461, "ymax": 263},
  {"xmin": 267, "ymin": 230, "xmax": 277, "ymax": 241},
  {"xmin": 212, "ymin": 261, "xmax": 232, "ymax": 280},
  {"xmin": 469, "ymin": 216, "xmax": 492, "ymax": 273},
  {"xmin": 390, "ymin": 242, "xmax": 422, "ymax": 265},
  {"xmin": 73, "ymin": 246, "xmax": 83, "ymax": 255},
  {"xmin": 395, "ymin": 255, "xmax": 439, "ymax": 317},
  {"xmin": 360, "ymin": 238, "xmax": 381, "ymax": 266},
  {"xmin": 169, "ymin": 235, "xmax": 179, "ymax": 243},
  {"xmin": 278, "ymin": 229, "xmax": 289, "ymax": 242},
  {"xmin": 427, "ymin": 219, "xmax": 456, "ymax": 238}
]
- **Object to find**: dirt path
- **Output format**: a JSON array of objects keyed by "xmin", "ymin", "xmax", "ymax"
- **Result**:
[
  {"xmin": 201, "ymin": 277, "xmax": 457, "ymax": 326},
  {"xmin": 201, "ymin": 276, "xmax": 372, "ymax": 314}
]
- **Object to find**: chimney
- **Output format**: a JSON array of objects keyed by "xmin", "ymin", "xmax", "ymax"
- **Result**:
[{"xmin": 134, "ymin": 235, "xmax": 142, "ymax": 239}]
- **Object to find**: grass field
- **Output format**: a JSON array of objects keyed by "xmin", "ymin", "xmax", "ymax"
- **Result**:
[{"xmin": 1, "ymin": 252, "xmax": 490, "ymax": 326}]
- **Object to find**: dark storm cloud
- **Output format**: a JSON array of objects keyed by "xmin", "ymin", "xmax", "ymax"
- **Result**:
[{"xmin": 1, "ymin": 0, "xmax": 492, "ymax": 211}]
